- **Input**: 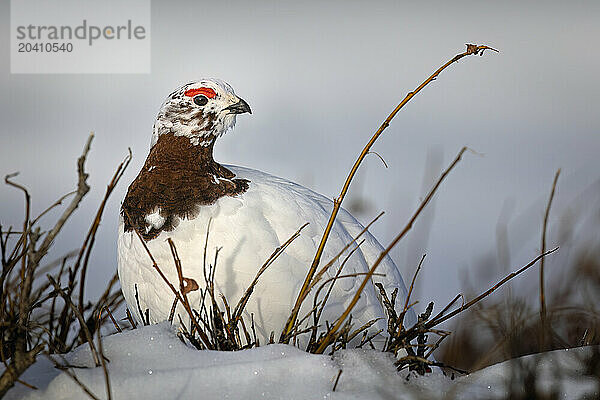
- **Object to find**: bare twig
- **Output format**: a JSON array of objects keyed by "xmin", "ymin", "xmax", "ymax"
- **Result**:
[
  {"xmin": 315, "ymin": 147, "xmax": 468, "ymax": 353},
  {"xmin": 397, "ymin": 254, "xmax": 426, "ymax": 333},
  {"xmin": 76, "ymin": 149, "xmax": 131, "ymax": 319},
  {"xmin": 283, "ymin": 44, "xmax": 497, "ymax": 341},
  {"xmin": 123, "ymin": 209, "xmax": 213, "ymax": 349},
  {"xmin": 426, "ymin": 248, "xmax": 559, "ymax": 330},
  {"xmin": 540, "ymin": 169, "xmax": 560, "ymax": 349},
  {"xmin": 309, "ymin": 212, "xmax": 385, "ymax": 293},
  {"xmin": 332, "ymin": 369, "xmax": 343, "ymax": 391},
  {"xmin": 125, "ymin": 309, "xmax": 137, "ymax": 329},
  {"xmin": 30, "ymin": 134, "xmax": 93, "ymax": 269},
  {"xmin": 0, "ymin": 344, "xmax": 44, "ymax": 398},
  {"xmin": 46, "ymin": 354, "xmax": 100, "ymax": 400},
  {"xmin": 96, "ymin": 327, "xmax": 112, "ymax": 400},
  {"xmin": 30, "ymin": 191, "xmax": 76, "ymax": 227},
  {"xmin": 313, "ymin": 240, "xmax": 366, "ymax": 328},
  {"xmin": 47, "ymin": 276, "xmax": 100, "ymax": 367},
  {"xmin": 0, "ymin": 135, "xmax": 94, "ymax": 398},
  {"xmin": 367, "ymin": 151, "xmax": 389, "ymax": 168},
  {"xmin": 428, "ymin": 293, "xmax": 464, "ymax": 327},
  {"xmin": 102, "ymin": 307, "xmax": 122, "ymax": 333},
  {"xmin": 280, "ymin": 212, "xmax": 384, "ymax": 344},
  {"xmin": 231, "ymin": 223, "xmax": 308, "ymax": 329},
  {"xmin": 4, "ymin": 173, "xmax": 31, "ymax": 329},
  {"xmin": 15, "ymin": 378, "xmax": 37, "ymax": 390},
  {"xmin": 87, "ymin": 273, "xmax": 123, "ymax": 335}
]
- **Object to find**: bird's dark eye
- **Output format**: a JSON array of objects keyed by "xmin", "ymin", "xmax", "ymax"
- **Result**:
[{"xmin": 193, "ymin": 95, "xmax": 208, "ymax": 106}]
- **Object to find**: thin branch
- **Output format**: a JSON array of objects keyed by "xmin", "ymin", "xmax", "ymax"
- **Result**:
[
  {"xmin": 309, "ymin": 212, "xmax": 385, "ymax": 293},
  {"xmin": 30, "ymin": 191, "xmax": 76, "ymax": 227},
  {"xmin": 15, "ymin": 378, "xmax": 37, "ymax": 390},
  {"xmin": 428, "ymin": 293, "xmax": 464, "ymax": 327},
  {"xmin": 367, "ymin": 151, "xmax": 389, "ymax": 168},
  {"xmin": 46, "ymin": 354, "xmax": 100, "ymax": 400},
  {"xmin": 87, "ymin": 273, "xmax": 121, "ymax": 333},
  {"xmin": 231, "ymin": 223, "xmax": 308, "ymax": 327},
  {"xmin": 102, "ymin": 306, "xmax": 122, "ymax": 333},
  {"xmin": 540, "ymin": 168, "xmax": 560, "ymax": 348},
  {"xmin": 332, "ymin": 369, "xmax": 343, "ymax": 392},
  {"xmin": 125, "ymin": 309, "xmax": 137, "ymax": 329},
  {"xmin": 47, "ymin": 275, "xmax": 100, "ymax": 367},
  {"xmin": 123, "ymin": 210, "xmax": 213, "ymax": 349},
  {"xmin": 315, "ymin": 147, "xmax": 468, "ymax": 353},
  {"xmin": 4, "ymin": 173, "xmax": 30, "ymax": 328},
  {"xmin": 280, "ymin": 212, "xmax": 384, "ymax": 344},
  {"xmin": 30, "ymin": 133, "xmax": 93, "ymax": 269},
  {"xmin": 0, "ymin": 344, "xmax": 44, "ymax": 398},
  {"xmin": 96, "ymin": 328, "xmax": 112, "ymax": 400},
  {"xmin": 283, "ymin": 44, "xmax": 497, "ymax": 341},
  {"xmin": 425, "ymin": 247, "xmax": 559, "ymax": 329},
  {"xmin": 397, "ymin": 254, "xmax": 426, "ymax": 333},
  {"xmin": 77, "ymin": 149, "xmax": 131, "ymax": 317},
  {"xmin": 0, "ymin": 134, "xmax": 94, "ymax": 397},
  {"xmin": 308, "ymin": 240, "xmax": 367, "ymax": 346}
]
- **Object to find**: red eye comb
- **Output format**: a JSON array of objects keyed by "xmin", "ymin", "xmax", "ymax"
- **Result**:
[{"xmin": 184, "ymin": 87, "xmax": 217, "ymax": 99}]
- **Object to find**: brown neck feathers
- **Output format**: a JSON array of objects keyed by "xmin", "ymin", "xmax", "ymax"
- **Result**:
[{"xmin": 121, "ymin": 133, "xmax": 249, "ymax": 240}]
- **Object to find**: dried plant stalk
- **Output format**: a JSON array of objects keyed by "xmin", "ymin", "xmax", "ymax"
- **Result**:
[
  {"xmin": 282, "ymin": 44, "xmax": 498, "ymax": 342},
  {"xmin": 540, "ymin": 168, "xmax": 560, "ymax": 349},
  {"xmin": 314, "ymin": 146, "xmax": 468, "ymax": 353},
  {"xmin": 0, "ymin": 134, "xmax": 128, "ymax": 398}
]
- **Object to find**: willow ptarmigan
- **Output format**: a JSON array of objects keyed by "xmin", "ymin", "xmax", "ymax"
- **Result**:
[{"xmin": 118, "ymin": 78, "xmax": 415, "ymax": 345}]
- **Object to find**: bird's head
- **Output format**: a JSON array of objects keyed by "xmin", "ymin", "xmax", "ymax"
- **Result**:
[{"xmin": 151, "ymin": 78, "xmax": 251, "ymax": 147}]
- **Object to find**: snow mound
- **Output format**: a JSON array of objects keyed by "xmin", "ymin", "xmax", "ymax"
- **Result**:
[{"xmin": 3, "ymin": 323, "xmax": 598, "ymax": 400}]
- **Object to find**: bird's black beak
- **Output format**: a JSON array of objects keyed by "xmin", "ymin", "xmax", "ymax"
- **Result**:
[{"xmin": 224, "ymin": 98, "xmax": 252, "ymax": 115}]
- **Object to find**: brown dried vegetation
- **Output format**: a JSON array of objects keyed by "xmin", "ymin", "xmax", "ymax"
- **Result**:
[{"xmin": 0, "ymin": 135, "xmax": 130, "ymax": 399}]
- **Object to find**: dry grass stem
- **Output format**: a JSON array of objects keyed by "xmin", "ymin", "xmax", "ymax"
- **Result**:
[
  {"xmin": 125, "ymin": 309, "xmax": 137, "ymax": 329},
  {"xmin": 540, "ymin": 168, "xmax": 560, "ymax": 349},
  {"xmin": 0, "ymin": 135, "xmax": 98, "ymax": 397},
  {"xmin": 0, "ymin": 135, "xmax": 132, "ymax": 396},
  {"xmin": 46, "ymin": 355, "xmax": 100, "ymax": 400},
  {"xmin": 425, "ymin": 248, "xmax": 559, "ymax": 332},
  {"xmin": 130, "ymin": 221, "xmax": 310, "ymax": 351},
  {"xmin": 283, "ymin": 44, "xmax": 497, "ymax": 341},
  {"xmin": 76, "ymin": 149, "xmax": 131, "ymax": 317},
  {"xmin": 398, "ymin": 254, "xmax": 427, "ymax": 333},
  {"xmin": 311, "ymin": 241, "xmax": 368, "ymax": 336},
  {"xmin": 309, "ymin": 212, "xmax": 384, "ymax": 293},
  {"xmin": 96, "ymin": 327, "xmax": 112, "ymax": 400},
  {"xmin": 103, "ymin": 307, "xmax": 122, "ymax": 333},
  {"xmin": 314, "ymin": 146, "xmax": 469, "ymax": 353},
  {"xmin": 47, "ymin": 275, "xmax": 100, "ymax": 367},
  {"xmin": 232, "ymin": 223, "xmax": 308, "ymax": 328},
  {"xmin": 332, "ymin": 369, "xmax": 343, "ymax": 391},
  {"xmin": 123, "ymin": 210, "xmax": 213, "ymax": 349}
]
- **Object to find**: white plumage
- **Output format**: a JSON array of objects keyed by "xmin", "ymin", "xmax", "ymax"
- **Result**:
[{"xmin": 117, "ymin": 79, "xmax": 415, "ymax": 346}]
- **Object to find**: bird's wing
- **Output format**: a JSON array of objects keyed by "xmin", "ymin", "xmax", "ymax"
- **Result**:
[{"xmin": 229, "ymin": 166, "xmax": 416, "ymax": 327}]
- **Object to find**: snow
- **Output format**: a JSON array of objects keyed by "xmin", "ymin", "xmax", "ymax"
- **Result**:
[{"xmin": 3, "ymin": 323, "xmax": 598, "ymax": 400}]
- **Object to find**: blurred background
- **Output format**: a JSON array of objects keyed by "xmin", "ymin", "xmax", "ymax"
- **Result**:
[{"xmin": 1, "ymin": 1, "xmax": 599, "ymax": 365}]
